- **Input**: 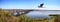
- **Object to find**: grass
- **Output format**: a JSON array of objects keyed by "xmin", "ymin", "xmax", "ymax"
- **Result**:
[{"xmin": 0, "ymin": 8, "xmax": 60, "ymax": 22}]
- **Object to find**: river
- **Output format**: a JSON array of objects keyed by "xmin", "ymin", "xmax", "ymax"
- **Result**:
[{"xmin": 26, "ymin": 10, "xmax": 60, "ymax": 18}]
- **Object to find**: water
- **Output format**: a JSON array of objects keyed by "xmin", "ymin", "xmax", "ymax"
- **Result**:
[{"xmin": 26, "ymin": 10, "xmax": 60, "ymax": 18}]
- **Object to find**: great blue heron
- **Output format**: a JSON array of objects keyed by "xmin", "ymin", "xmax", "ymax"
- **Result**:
[{"xmin": 38, "ymin": 3, "xmax": 44, "ymax": 8}]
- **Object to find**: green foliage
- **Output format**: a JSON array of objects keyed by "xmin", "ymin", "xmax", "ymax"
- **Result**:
[
  {"xmin": 0, "ymin": 8, "xmax": 5, "ymax": 22},
  {"xmin": 0, "ymin": 8, "xmax": 33, "ymax": 22},
  {"xmin": 19, "ymin": 14, "xmax": 33, "ymax": 22},
  {"xmin": 25, "ymin": 16, "xmax": 33, "ymax": 22},
  {"xmin": 0, "ymin": 8, "xmax": 13, "ymax": 22}
]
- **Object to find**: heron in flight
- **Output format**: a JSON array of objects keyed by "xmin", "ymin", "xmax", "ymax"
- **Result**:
[{"xmin": 38, "ymin": 3, "xmax": 44, "ymax": 8}]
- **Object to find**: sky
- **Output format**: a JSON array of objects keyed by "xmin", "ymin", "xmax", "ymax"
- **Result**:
[{"xmin": 0, "ymin": 0, "xmax": 60, "ymax": 9}]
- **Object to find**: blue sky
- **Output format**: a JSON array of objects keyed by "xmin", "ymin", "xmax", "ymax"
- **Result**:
[{"xmin": 0, "ymin": 0, "xmax": 60, "ymax": 9}]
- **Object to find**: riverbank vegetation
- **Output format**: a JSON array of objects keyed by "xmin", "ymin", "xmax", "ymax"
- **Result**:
[{"xmin": 0, "ymin": 8, "xmax": 60, "ymax": 22}]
